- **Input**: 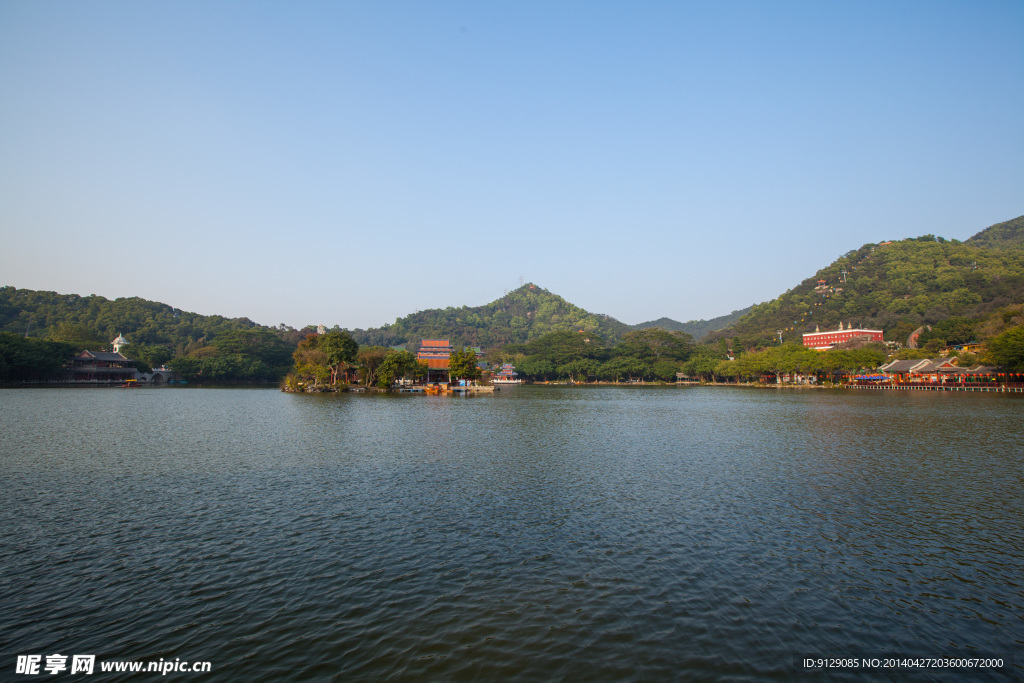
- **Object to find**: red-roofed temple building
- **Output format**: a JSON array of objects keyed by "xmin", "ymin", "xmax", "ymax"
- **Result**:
[{"xmin": 417, "ymin": 339, "xmax": 453, "ymax": 381}]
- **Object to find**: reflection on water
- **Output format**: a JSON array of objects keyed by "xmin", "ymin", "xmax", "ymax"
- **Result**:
[{"xmin": 2, "ymin": 386, "xmax": 1021, "ymax": 680}]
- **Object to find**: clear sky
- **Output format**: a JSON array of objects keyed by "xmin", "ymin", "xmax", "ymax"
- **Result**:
[{"xmin": 1, "ymin": 1, "xmax": 1021, "ymax": 330}]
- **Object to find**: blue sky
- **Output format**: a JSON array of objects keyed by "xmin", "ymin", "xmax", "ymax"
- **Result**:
[{"xmin": 1, "ymin": 1, "xmax": 1021, "ymax": 330}]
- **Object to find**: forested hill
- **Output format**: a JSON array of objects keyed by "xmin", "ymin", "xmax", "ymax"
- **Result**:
[
  {"xmin": 0, "ymin": 287, "xmax": 312, "ymax": 382},
  {"xmin": 350, "ymin": 285, "xmax": 632, "ymax": 350},
  {"xmin": 0, "ymin": 287, "xmax": 282, "ymax": 350},
  {"xmin": 707, "ymin": 216, "xmax": 1024, "ymax": 348},
  {"xmin": 632, "ymin": 307, "xmax": 753, "ymax": 341},
  {"xmin": 1, "ymin": 281, "xmax": 742, "ymax": 361}
]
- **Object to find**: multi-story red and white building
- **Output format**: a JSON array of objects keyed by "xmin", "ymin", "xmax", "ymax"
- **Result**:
[{"xmin": 802, "ymin": 325, "xmax": 884, "ymax": 350}]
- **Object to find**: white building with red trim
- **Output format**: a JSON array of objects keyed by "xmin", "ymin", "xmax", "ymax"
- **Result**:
[{"xmin": 802, "ymin": 324, "xmax": 884, "ymax": 350}]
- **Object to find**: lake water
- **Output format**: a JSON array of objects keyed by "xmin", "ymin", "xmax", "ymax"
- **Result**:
[{"xmin": 1, "ymin": 386, "xmax": 1021, "ymax": 681}]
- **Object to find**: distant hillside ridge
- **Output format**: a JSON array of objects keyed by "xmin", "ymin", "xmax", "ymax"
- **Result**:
[
  {"xmin": 0, "ymin": 282, "xmax": 733, "ymax": 355},
  {"xmin": 0, "ymin": 287, "xmax": 310, "ymax": 383},
  {"xmin": 706, "ymin": 215, "xmax": 1024, "ymax": 348},
  {"xmin": 965, "ymin": 215, "xmax": 1024, "ymax": 249},
  {"xmin": 349, "ymin": 284, "xmax": 633, "ymax": 350},
  {"xmin": 632, "ymin": 307, "xmax": 753, "ymax": 341},
  {"xmin": 0, "ymin": 287, "xmax": 282, "ymax": 349}
]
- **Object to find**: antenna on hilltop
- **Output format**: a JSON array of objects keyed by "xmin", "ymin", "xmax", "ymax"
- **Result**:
[{"xmin": 519, "ymin": 275, "xmax": 524, "ymax": 287}]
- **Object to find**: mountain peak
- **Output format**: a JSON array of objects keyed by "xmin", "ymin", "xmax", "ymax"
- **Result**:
[{"xmin": 350, "ymin": 284, "xmax": 632, "ymax": 350}]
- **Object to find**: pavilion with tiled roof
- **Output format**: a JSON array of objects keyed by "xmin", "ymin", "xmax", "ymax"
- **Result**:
[{"xmin": 417, "ymin": 339, "xmax": 453, "ymax": 381}]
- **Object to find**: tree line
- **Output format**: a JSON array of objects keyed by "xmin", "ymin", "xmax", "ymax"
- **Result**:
[
  {"xmin": 283, "ymin": 331, "xmax": 483, "ymax": 391},
  {"xmin": 499, "ymin": 323, "xmax": 1024, "ymax": 383},
  {"xmin": 498, "ymin": 328, "xmax": 696, "ymax": 382},
  {"xmin": 498, "ymin": 329, "xmax": 888, "ymax": 384}
]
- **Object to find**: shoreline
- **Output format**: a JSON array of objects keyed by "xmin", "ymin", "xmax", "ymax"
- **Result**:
[
  {"xmin": 8, "ymin": 381, "xmax": 1020, "ymax": 395},
  {"xmin": 527, "ymin": 381, "xmax": 1023, "ymax": 393}
]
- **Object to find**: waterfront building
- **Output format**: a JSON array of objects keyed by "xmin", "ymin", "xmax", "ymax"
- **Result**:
[
  {"xmin": 64, "ymin": 334, "xmax": 140, "ymax": 384},
  {"xmin": 417, "ymin": 339, "xmax": 453, "ymax": 381},
  {"xmin": 878, "ymin": 358, "xmax": 1000, "ymax": 384},
  {"xmin": 493, "ymin": 363, "xmax": 521, "ymax": 384},
  {"xmin": 802, "ymin": 324, "xmax": 884, "ymax": 350},
  {"xmin": 67, "ymin": 350, "xmax": 136, "ymax": 383}
]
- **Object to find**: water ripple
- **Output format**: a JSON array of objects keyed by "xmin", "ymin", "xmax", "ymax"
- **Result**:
[{"xmin": 1, "ymin": 387, "xmax": 1021, "ymax": 680}]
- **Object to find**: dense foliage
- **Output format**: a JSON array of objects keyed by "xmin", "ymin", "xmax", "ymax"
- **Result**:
[
  {"xmin": 163, "ymin": 329, "xmax": 295, "ymax": 382},
  {"xmin": 0, "ymin": 332, "xmax": 79, "ymax": 382},
  {"xmin": 350, "ymin": 286, "xmax": 753, "ymax": 352},
  {"xmin": 711, "ymin": 344, "xmax": 887, "ymax": 383},
  {"xmin": 285, "ymin": 335, "xmax": 429, "ymax": 390},
  {"xmin": 288, "ymin": 330, "xmax": 362, "ymax": 386},
  {"xmin": 500, "ymin": 328, "xmax": 696, "ymax": 382},
  {"xmin": 0, "ymin": 287, "xmax": 313, "ymax": 383},
  {"xmin": 350, "ymin": 285, "xmax": 632, "ymax": 351},
  {"xmin": 376, "ymin": 350, "xmax": 427, "ymax": 387},
  {"xmin": 986, "ymin": 326, "xmax": 1024, "ymax": 372},
  {"xmin": 964, "ymin": 215, "xmax": 1024, "ymax": 250},
  {"xmin": 447, "ymin": 347, "xmax": 481, "ymax": 381},
  {"xmin": 0, "ymin": 287, "xmax": 276, "ymax": 346}
]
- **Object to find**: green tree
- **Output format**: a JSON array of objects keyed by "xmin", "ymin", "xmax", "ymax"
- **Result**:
[
  {"xmin": 953, "ymin": 351, "xmax": 978, "ymax": 366},
  {"xmin": 715, "ymin": 359, "xmax": 741, "ymax": 383},
  {"xmin": 891, "ymin": 348, "xmax": 932, "ymax": 360},
  {"xmin": 46, "ymin": 323, "xmax": 105, "ymax": 351},
  {"xmin": 173, "ymin": 328, "xmax": 295, "ymax": 382},
  {"xmin": 847, "ymin": 346, "xmax": 886, "ymax": 370},
  {"xmin": 684, "ymin": 347, "xmax": 725, "ymax": 382},
  {"xmin": 596, "ymin": 358, "xmax": 627, "ymax": 381},
  {"xmin": 376, "ymin": 350, "xmax": 427, "ymax": 388},
  {"xmin": 616, "ymin": 329, "xmax": 694, "ymax": 363},
  {"xmin": 986, "ymin": 326, "xmax": 1024, "ymax": 372},
  {"xmin": 448, "ymin": 347, "xmax": 481, "ymax": 381},
  {"xmin": 356, "ymin": 346, "xmax": 389, "ymax": 386},
  {"xmin": 557, "ymin": 358, "xmax": 599, "ymax": 382},
  {"xmin": 516, "ymin": 358, "xmax": 553, "ymax": 381},
  {"xmin": 125, "ymin": 343, "xmax": 173, "ymax": 373},
  {"xmin": 0, "ymin": 333, "xmax": 78, "ymax": 382},
  {"xmin": 212, "ymin": 329, "xmax": 293, "ymax": 368},
  {"xmin": 520, "ymin": 330, "xmax": 597, "ymax": 366},
  {"xmin": 293, "ymin": 347, "xmax": 330, "ymax": 386},
  {"xmin": 651, "ymin": 359, "xmax": 682, "ymax": 381},
  {"xmin": 316, "ymin": 330, "xmax": 359, "ymax": 384}
]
